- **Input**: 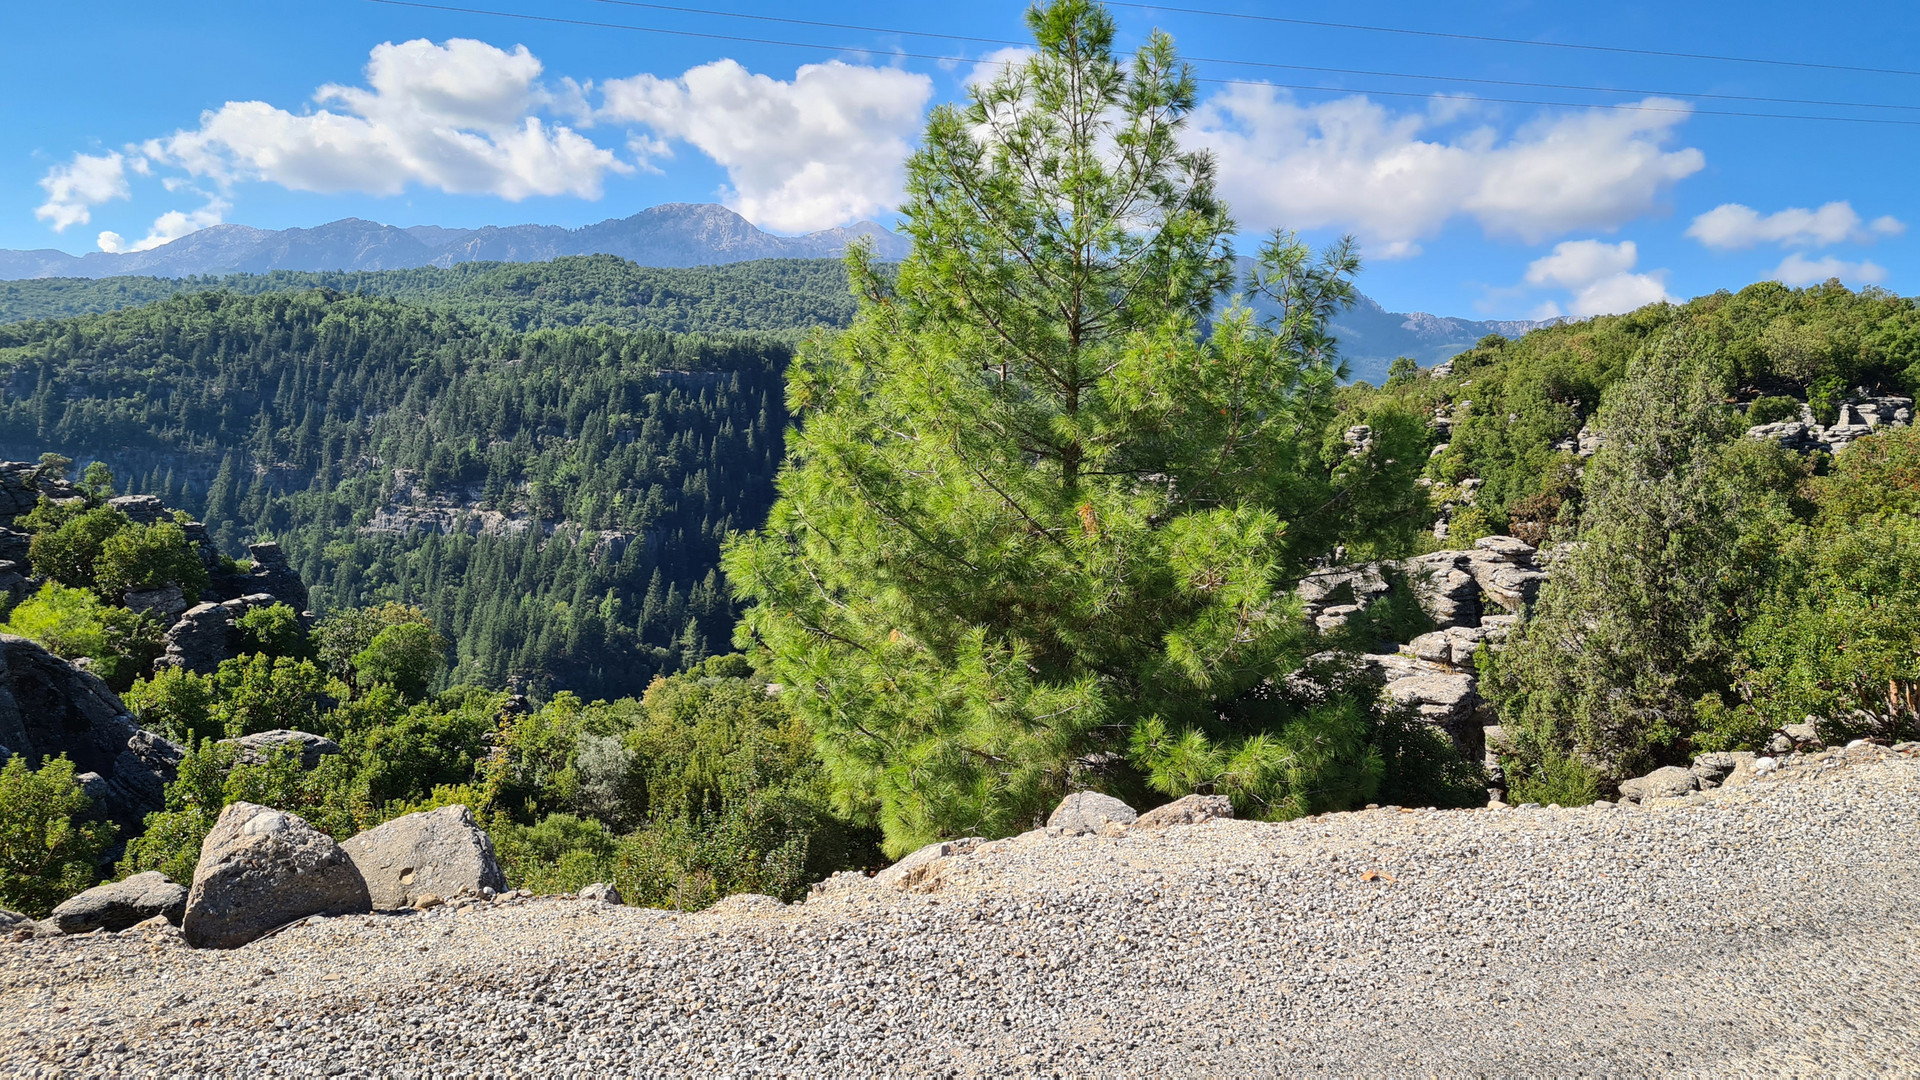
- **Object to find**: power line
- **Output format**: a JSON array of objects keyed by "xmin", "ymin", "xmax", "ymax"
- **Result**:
[
  {"xmin": 359, "ymin": 0, "xmax": 1920, "ymax": 126},
  {"xmin": 583, "ymin": 0, "xmax": 1920, "ymax": 114},
  {"xmin": 1107, "ymin": 1, "xmax": 1920, "ymax": 78}
]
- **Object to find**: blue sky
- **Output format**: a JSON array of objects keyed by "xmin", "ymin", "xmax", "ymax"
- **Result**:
[{"xmin": 6, "ymin": 0, "xmax": 1916, "ymax": 318}]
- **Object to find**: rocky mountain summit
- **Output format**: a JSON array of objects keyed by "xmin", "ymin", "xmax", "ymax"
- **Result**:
[{"xmin": 3, "ymin": 743, "xmax": 1913, "ymax": 1073}]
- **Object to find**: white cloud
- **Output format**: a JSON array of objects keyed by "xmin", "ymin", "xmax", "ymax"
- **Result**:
[
  {"xmin": 1771, "ymin": 253, "xmax": 1887, "ymax": 287},
  {"xmin": 1524, "ymin": 239, "xmax": 1639, "ymax": 289},
  {"xmin": 1521, "ymin": 237, "xmax": 1672, "ymax": 318},
  {"xmin": 1191, "ymin": 91, "xmax": 1704, "ymax": 255},
  {"xmin": 98, "ymin": 196, "xmax": 230, "ymax": 253},
  {"xmin": 601, "ymin": 59, "xmax": 932, "ymax": 233},
  {"xmin": 35, "ymin": 151, "xmax": 131, "ymax": 231},
  {"xmin": 1685, "ymin": 201, "xmax": 1903, "ymax": 251},
  {"xmin": 966, "ymin": 47, "xmax": 1034, "ymax": 89},
  {"xmin": 1567, "ymin": 271, "xmax": 1671, "ymax": 317},
  {"xmin": 146, "ymin": 38, "xmax": 628, "ymax": 201}
]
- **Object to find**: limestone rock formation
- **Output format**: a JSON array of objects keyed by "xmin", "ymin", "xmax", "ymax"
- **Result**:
[
  {"xmin": 48, "ymin": 871, "xmax": 188, "ymax": 934},
  {"xmin": 1747, "ymin": 392, "xmax": 1913, "ymax": 454},
  {"xmin": 0, "ymin": 634, "xmax": 183, "ymax": 835},
  {"xmin": 340, "ymin": 805, "xmax": 507, "ymax": 910},
  {"xmin": 1047, "ymin": 791, "xmax": 1138, "ymax": 836},
  {"xmin": 159, "ymin": 593, "xmax": 283, "ymax": 674},
  {"xmin": 181, "ymin": 802, "xmax": 371, "ymax": 949},
  {"xmin": 217, "ymin": 729, "xmax": 341, "ymax": 770}
]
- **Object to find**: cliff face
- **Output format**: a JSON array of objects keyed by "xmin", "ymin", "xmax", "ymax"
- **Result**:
[{"xmin": 0, "ymin": 635, "xmax": 182, "ymax": 837}]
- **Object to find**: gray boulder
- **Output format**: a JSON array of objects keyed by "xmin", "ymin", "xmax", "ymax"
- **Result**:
[
  {"xmin": 1047, "ymin": 791, "xmax": 1138, "ymax": 835},
  {"xmin": 218, "ymin": 729, "xmax": 341, "ymax": 770},
  {"xmin": 1382, "ymin": 671, "xmax": 1481, "ymax": 734},
  {"xmin": 578, "ymin": 882, "xmax": 622, "ymax": 904},
  {"xmin": 1404, "ymin": 551, "xmax": 1480, "ymax": 627},
  {"xmin": 49, "ymin": 871, "xmax": 188, "ymax": 934},
  {"xmin": 1691, "ymin": 751, "xmax": 1756, "ymax": 789},
  {"xmin": 1782, "ymin": 721, "xmax": 1824, "ymax": 749},
  {"xmin": 158, "ymin": 594, "xmax": 281, "ymax": 675},
  {"xmin": 1619, "ymin": 766, "xmax": 1698, "ymax": 803},
  {"xmin": 124, "ymin": 583, "xmax": 190, "ymax": 620},
  {"xmin": 1135, "ymin": 793, "xmax": 1234, "ymax": 829},
  {"xmin": 0, "ymin": 635, "xmax": 183, "ymax": 836},
  {"xmin": 340, "ymin": 805, "xmax": 506, "ymax": 910},
  {"xmin": 181, "ymin": 802, "xmax": 371, "ymax": 949}
]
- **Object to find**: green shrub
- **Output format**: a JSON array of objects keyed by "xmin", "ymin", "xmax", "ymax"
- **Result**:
[
  {"xmin": 1745, "ymin": 395, "xmax": 1802, "ymax": 426},
  {"xmin": 236, "ymin": 603, "xmax": 308, "ymax": 658},
  {"xmin": 94, "ymin": 521, "xmax": 208, "ymax": 603},
  {"xmin": 0, "ymin": 755, "xmax": 115, "ymax": 917},
  {"xmin": 22, "ymin": 502, "xmax": 126, "ymax": 592},
  {"xmin": 0, "ymin": 582, "xmax": 164, "ymax": 688},
  {"xmin": 1504, "ymin": 751, "xmax": 1601, "ymax": 806},
  {"xmin": 124, "ymin": 666, "xmax": 220, "ymax": 744}
]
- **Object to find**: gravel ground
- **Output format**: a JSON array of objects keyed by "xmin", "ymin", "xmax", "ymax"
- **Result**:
[{"xmin": 4, "ymin": 744, "xmax": 1917, "ymax": 1077}]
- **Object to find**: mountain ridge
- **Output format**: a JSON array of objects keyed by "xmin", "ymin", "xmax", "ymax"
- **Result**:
[{"xmin": 0, "ymin": 203, "xmax": 916, "ymax": 280}]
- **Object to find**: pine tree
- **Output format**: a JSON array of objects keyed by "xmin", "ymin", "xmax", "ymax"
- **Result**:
[{"xmin": 725, "ymin": 0, "xmax": 1417, "ymax": 855}]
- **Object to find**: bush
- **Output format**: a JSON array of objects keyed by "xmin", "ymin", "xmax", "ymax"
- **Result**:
[
  {"xmin": 1745, "ymin": 395, "xmax": 1802, "ymax": 426},
  {"xmin": 236, "ymin": 603, "xmax": 307, "ymax": 658},
  {"xmin": 353, "ymin": 622, "xmax": 446, "ymax": 699},
  {"xmin": 1504, "ymin": 751, "xmax": 1601, "ymax": 806},
  {"xmin": 124, "ymin": 666, "xmax": 219, "ymax": 744},
  {"xmin": 492, "ymin": 813, "xmax": 617, "ymax": 894},
  {"xmin": 94, "ymin": 521, "xmax": 208, "ymax": 603},
  {"xmin": 22, "ymin": 502, "xmax": 126, "ymax": 592},
  {"xmin": 0, "ymin": 755, "xmax": 115, "ymax": 917},
  {"xmin": 0, "ymin": 582, "xmax": 164, "ymax": 688}
]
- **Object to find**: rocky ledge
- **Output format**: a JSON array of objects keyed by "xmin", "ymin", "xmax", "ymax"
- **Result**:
[{"xmin": 2, "ymin": 743, "xmax": 1915, "ymax": 1075}]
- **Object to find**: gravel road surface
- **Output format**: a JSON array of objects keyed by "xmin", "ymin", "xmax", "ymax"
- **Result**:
[{"xmin": 4, "ymin": 744, "xmax": 1916, "ymax": 1076}]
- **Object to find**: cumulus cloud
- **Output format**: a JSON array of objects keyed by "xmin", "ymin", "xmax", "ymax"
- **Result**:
[
  {"xmin": 146, "ymin": 38, "xmax": 628, "ymax": 201},
  {"xmin": 35, "ymin": 151, "xmax": 131, "ymax": 231},
  {"xmin": 1771, "ymin": 253, "xmax": 1887, "ymax": 287},
  {"xmin": 1522, "ymin": 238, "xmax": 1672, "ymax": 318},
  {"xmin": 1191, "ymin": 92, "xmax": 1704, "ymax": 256},
  {"xmin": 98, "ymin": 196, "xmax": 230, "ymax": 253},
  {"xmin": 1686, "ymin": 201, "xmax": 1904, "ymax": 251},
  {"xmin": 601, "ymin": 59, "xmax": 932, "ymax": 233}
]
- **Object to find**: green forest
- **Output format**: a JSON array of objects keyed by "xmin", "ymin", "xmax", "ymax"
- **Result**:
[
  {"xmin": 0, "ymin": 255, "xmax": 859, "ymax": 333},
  {"xmin": 0, "ymin": 290, "xmax": 789, "ymax": 698},
  {"xmin": 3, "ymin": 0, "xmax": 1919, "ymax": 921}
]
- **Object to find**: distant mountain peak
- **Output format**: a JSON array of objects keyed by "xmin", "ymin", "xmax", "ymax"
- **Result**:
[{"xmin": 0, "ymin": 205, "xmax": 912, "ymax": 281}]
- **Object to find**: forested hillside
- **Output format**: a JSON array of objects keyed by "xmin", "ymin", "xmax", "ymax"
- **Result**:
[
  {"xmin": 0, "ymin": 288, "xmax": 789, "ymax": 698},
  {"xmin": 0, "ymin": 255, "xmax": 860, "ymax": 333}
]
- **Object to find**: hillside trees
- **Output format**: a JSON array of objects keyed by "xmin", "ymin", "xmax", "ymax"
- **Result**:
[{"xmin": 725, "ymin": 0, "xmax": 1430, "ymax": 855}]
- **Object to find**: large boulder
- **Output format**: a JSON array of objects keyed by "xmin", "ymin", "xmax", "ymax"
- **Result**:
[
  {"xmin": 1619, "ymin": 766, "xmax": 1698, "ymax": 803},
  {"xmin": 181, "ymin": 802, "xmax": 371, "ymax": 948},
  {"xmin": 870, "ymin": 836, "xmax": 985, "ymax": 891},
  {"xmin": 217, "ymin": 729, "xmax": 341, "ymax": 770},
  {"xmin": 1047, "ymin": 791, "xmax": 1138, "ymax": 836},
  {"xmin": 49, "ymin": 871, "xmax": 188, "ymax": 934},
  {"xmin": 1135, "ymin": 793, "xmax": 1234, "ymax": 829},
  {"xmin": 340, "ymin": 805, "xmax": 506, "ymax": 910},
  {"xmin": 0, "ymin": 635, "xmax": 182, "ymax": 836}
]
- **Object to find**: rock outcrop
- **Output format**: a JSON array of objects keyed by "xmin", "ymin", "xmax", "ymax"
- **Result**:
[
  {"xmin": 181, "ymin": 802, "xmax": 371, "ymax": 949},
  {"xmin": 0, "ymin": 635, "xmax": 182, "ymax": 835},
  {"xmin": 1747, "ymin": 392, "xmax": 1914, "ymax": 455},
  {"xmin": 217, "ymin": 730, "xmax": 341, "ymax": 770},
  {"xmin": 158, "ymin": 593, "xmax": 283, "ymax": 675},
  {"xmin": 48, "ymin": 872, "xmax": 188, "ymax": 934},
  {"xmin": 340, "ymin": 805, "xmax": 507, "ymax": 910}
]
